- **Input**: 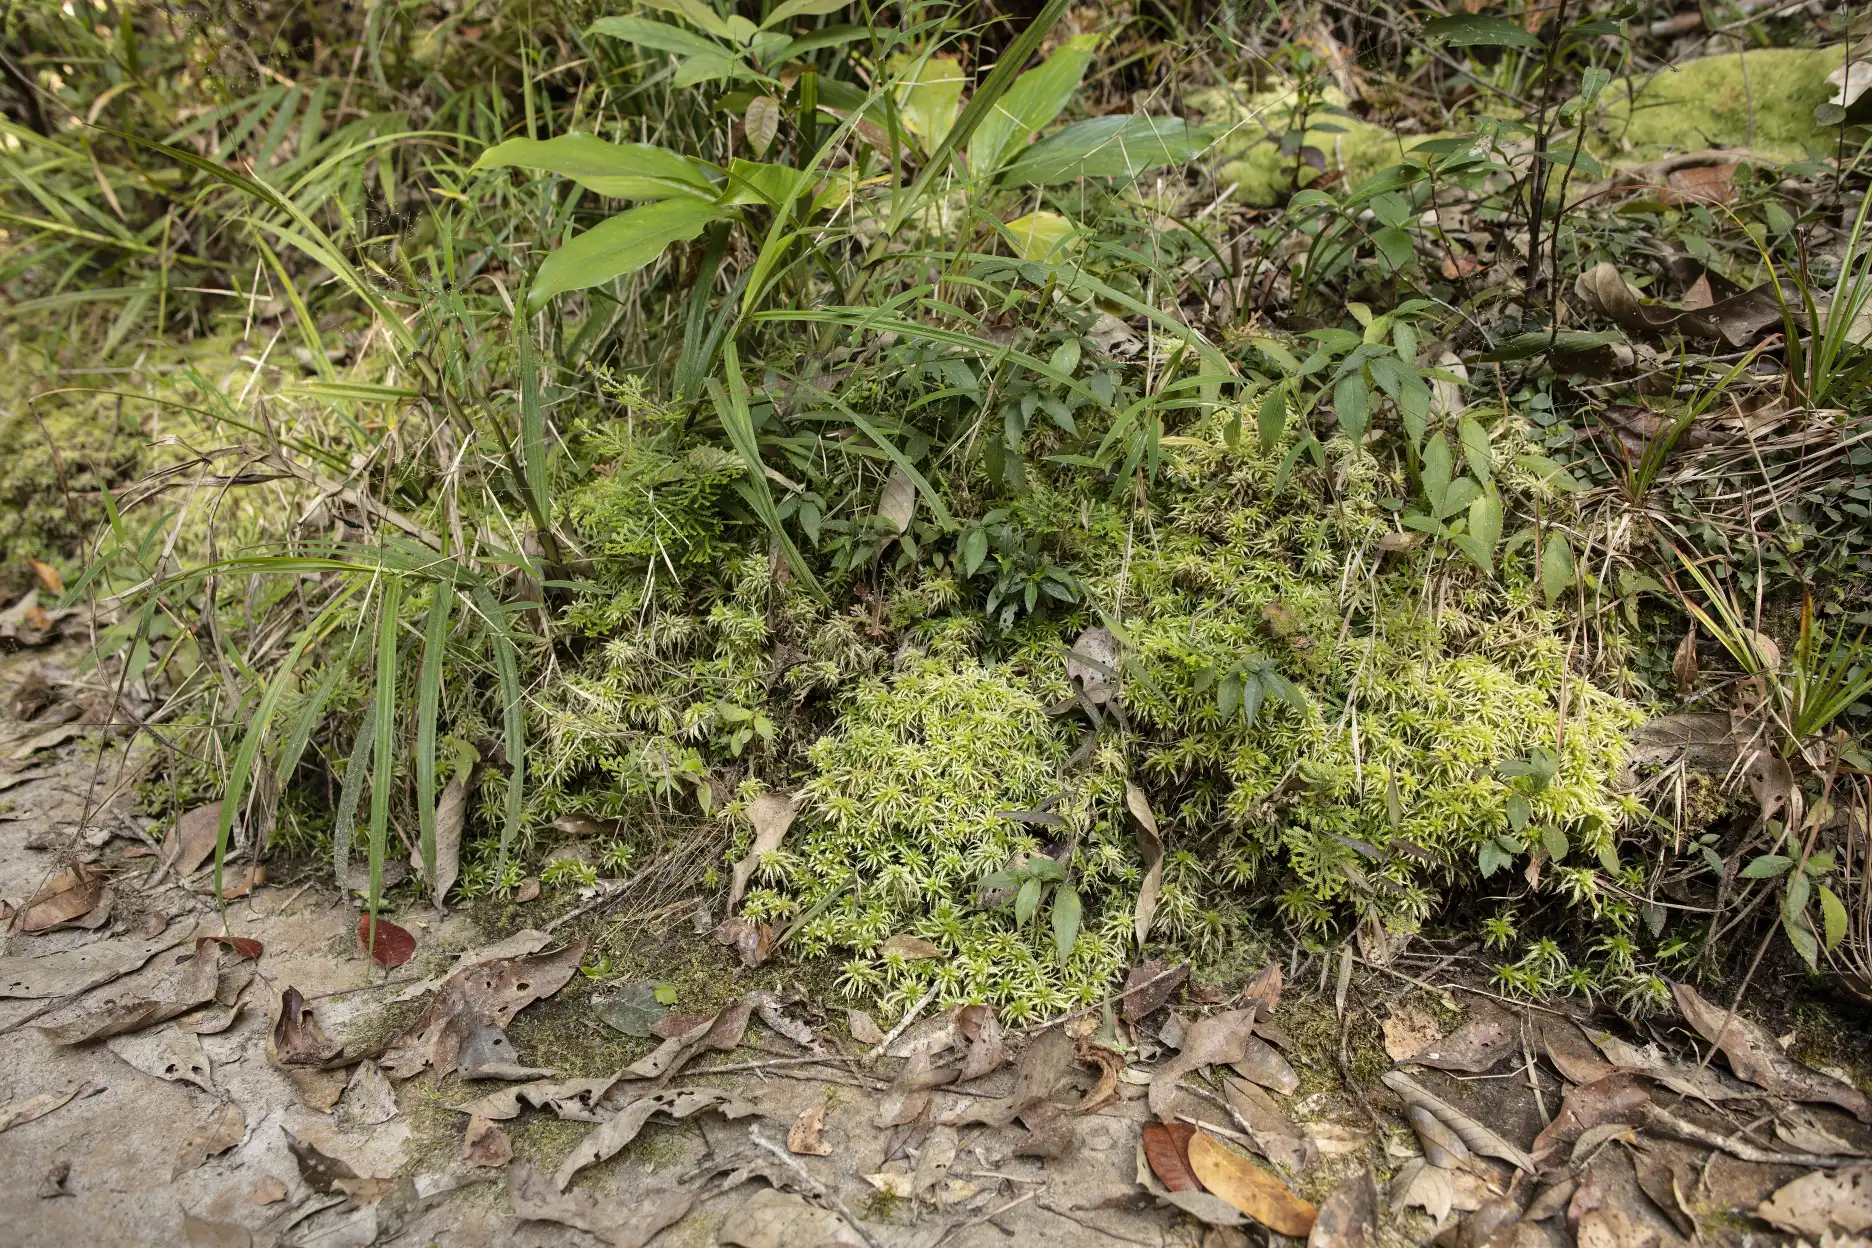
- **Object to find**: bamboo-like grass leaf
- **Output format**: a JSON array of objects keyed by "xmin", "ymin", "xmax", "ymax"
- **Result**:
[
  {"xmin": 415, "ymin": 584, "xmax": 453, "ymax": 904},
  {"xmin": 366, "ymin": 577, "xmax": 403, "ymax": 941},
  {"xmin": 529, "ymin": 197, "xmax": 735, "ymax": 308},
  {"xmin": 472, "ymin": 134, "xmax": 716, "ymax": 200},
  {"xmin": 212, "ymin": 587, "xmax": 356, "ymax": 901},
  {"xmin": 710, "ymin": 344, "xmax": 822, "ymax": 595}
]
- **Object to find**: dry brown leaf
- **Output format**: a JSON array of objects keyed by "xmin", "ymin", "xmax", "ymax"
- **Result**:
[
  {"xmin": 555, "ymin": 1087, "xmax": 759, "ymax": 1190},
  {"xmin": 1673, "ymin": 981, "xmax": 1871, "ymax": 1121},
  {"xmin": 172, "ymin": 1101, "xmax": 245, "ymax": 1178},
  {"xmin": 728, "ymin": 791, "xmax": 798, "ymax": 910},
  {"xmin": 1774, "ymin": 1105, "xmax": 1865, "ymax": 1157},
  {"xmin": 1383, "ymin": 1005, "xmax": 1443, "ymax": 1064},
  {"xmin": 271, "ymin": 984, "xmax": 343, "ymax": 1070},
  {"xmin": 461, "ymin": 1115, "xmax": 511, "ymax": 1167},
  {"xmin": 163, "ymin": 803, "xmax": 223, "ymax": 876},
  {"xmin": 1400, "ymin": 1001, "xmax": 1518, "ymax": 1074},
  {"xmin": 1241, "ymin": 960, "xmax": 1283, "ymax": 1019},
  {"xmin": 955, "ymin": 1003, "xmax": 1005, "ymax": 1080},
  {"xmin": 1142, "ymin": 1121, "xmax": 1202, "ymax": 1191},
  {"xmin": 1541, "ymin": 1018, "xmax": 1616, "ymax": 1085},
  {"xmin": 1405, "ymin": 1104, "xmax": 1471, "ymax": 1169},
  {"xmin": 417, "ymin": 777, "xmax": 465, "ymax": 907},
  {"xmin": 877, "ymin": 464, "xmax": 916, "ymax": 536},
  {"xmin": 250, "ymin": 1176, "xmax": 288, "ymax": 1205},
  {"xmin": 1189, "ymin": 1128, "xmax": 1319, "ymax": 1236},
  {"xmin": 340, "ymin": 1060, "xmax": 399, "ymax": 1125},
  {"xmin": 1231, "ymin": 1034, "xmax": 1299, "ymax": 1095},
  {"xmin": 1150, "ymin": 1009, "xmax": 1260, "ymax": 1119},
  {"xmin": 718, "ymin": 1187, "xmax": 866, "ymax": 1248},
  {"xmin": 26, "ymin": 558, "xmax": 63, "ymax": 595},
  {"xmin": 848, "ymin": 1008, "xmax": 885, "ymax": 1045},
  {"xmin": 946, "ymin": 1026, "xmax": 1073, "ymax": 1127},
  {"xmin": 788, "ymin": 1101, "xmax": 833, "ymax": 1155},
  {"xmin": 1671, "ymin": 630, "xmax": 1699, "ymax": 694},
  {"xmin": 1126, "ymin": 781, "xmax": 1164, "ymax": 945},
  {"xmin": 18, "ymin": 863, "xmax": 106, "ymax": 933},
  {"xmin": 0, "ymin": 1083, "xmax": 90, "ymax": 1134},
  {"xmin": 182, "ymin": 1216, "xmax": 251, "ymax": 1248},
  {"xmin": 514, "ymin": 876, "xmax": 540, "ymax": 902},
  {"xmin": 1756, "ymin": 1164, "xmax": 1872, "ymax": 1237},
  {"xmin": 510, "ymin": 1163, "xmax": 696, "ymax": 1247},
  {"xmin": 380, "ymin": 941, "xmax": 583, "ymax": 1078},
  {"xmin": 1531, "ymin": 1074, "xmax": 1651, "ymax": 1164},
  {"xmin": 107, "ymin": 1026, "xmax": 213, "ymax": 1092},
  {"xmin": 1660, "ymin": 162, "xmax": 1736, "ymax": 206},
  {"xmin": 713, "ymin": 917, "xmax": 778, "ymax": 967},
  {"xmin": 1120, "ymin": 958, "xmax": 1187, "ymax": 1023},
  {"xmin": 1586, "ymin": 1027, "xmax": 1747, "ymax": 1103},
  {"xmin": 38, "ymin": 942, "xmax": 222, "ymax": 1044},
  {"xmin": 1306, "ymin": 1168, "xmax": 1376, "ymax": 1247},
  {"xmin": 1389, "ymin": 1158, "xmax": 1455, "ymax": 1226},
  {"xmin": 1574, "ymin": 261, "xmax": 1781, "ymax": 348},
  {"xmin": 1381, "ymin": 1071, "xmax": 1535, "ymax": 1172},
  {"xmin": 1576, "ymin": 1206, "xmax": 1661, "ymax": 1248},
  {"xmin": 1223, "ymin": 1077, "xmax": 1315, "ymax": 1175},
  {"xmin": 1067, "ymin": 625, "xmax": 1121, "ymax": 705},
  {"xmin": 880, "ymin": 932, "xmax": 943, "ymax": 960}
]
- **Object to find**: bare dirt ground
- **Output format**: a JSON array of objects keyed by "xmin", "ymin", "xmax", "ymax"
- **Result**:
[{"xmin": 3, "ymin": 624, "xmax": 1871, "ymax": 1248}]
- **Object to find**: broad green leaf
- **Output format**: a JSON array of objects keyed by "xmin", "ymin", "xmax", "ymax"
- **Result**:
[
  {"xmin": 1540, "ymin": 532, "xmax": 1574, "ymax": 604},
  {"xmin": 1821, "ymin": 884, "xmax": 1848, "ymax": 950},
  {"xmin": 761, "ymin": 0, "xmax": 851, "ymax": 28},
  {"xmin": 638, "ymin": 0, "xmax": 733, "ymax": 39},
  {"xmin": 1421, "ymin": 433, "xmax": 1452, "ymax": 515},
  {"xmin": 474, "ymin": 135, "xmax": 715, "ymax": 201},
  {"xmin": 1015, "ymin": 876, "xmax": 1043, "ymax": 925},
  {"xmin": 1741, "ymin": 853, "xmax": 1793, "ymax": 879},
  {"xmin": 586, "ymin": 16, "xmax": 725, "ymax": 58},
  {"xmin": 1439, "ymin": 475, "xmax": 1481, "ymax": 520},
  {"xmin": 1479, "ymin": 841, "xmax": 1509, "ymax": 878},
  {"xmin": 1783, "ymin": 903, "xmax": 1819, "ymax": 968},
  {"xmin": 1458, "ymin": 415, "xmax": 1491, "ymax": 482},
  {"xmin": 961, "ymin": 526, "xmax": 988, "ymax": 576},
  {"xmin": 716, "ymin": 158, "xmax": 818, "ymax": 207},
  {"xmin": 1466, "ymin": 482, "xmax": 1502, "ymax": 572},
  {"xmin": 894, "ymin": 54, "xmax": 966, "ymax": 158},
  {"xmin": 530, "ymin": 198, "xmax": 734, "ymax": 307},
  {"xmin": 1258, "ymin": 384, "xmax": 1287, "ymax": 453},
  {"xmin": 968, "ymin": 34, "xmax": 1099, "ymax": 181},
  {"xmin": 1334, "ymin": 372, "xmax": 1370, "ymax": 442},
  {"xmin": 674, "ymin": 50, "xmax": 749, "ymax": 87},
  {"xmin": 1004, "ymin": 210, "xmax": 1076, "ymax": 261},
  {"xmin": 1506, "ymin": 793, "xmax": 1529, "ymax": 832},
  {"xmin": 1424, "ymin": 14, "xmax": 1542, "ymax": 49},
  {"xmin": 999, "ymin": 115, "xmax": 1211, "ymax": 185},
  {"xmin": 979, "ymin": 870, "xmax": 1020, "ymax": 892},
  {"xmin": 1053, "ymin": 885, "xmax": 1082, "ymax": 962},
  {"xmin": 1541, "ymin": 826, "xmax": 1569, "ymax": 863},
  {"xmin": 1028, "ymin": 857, "xmax": 1067, "ymax": 882}
]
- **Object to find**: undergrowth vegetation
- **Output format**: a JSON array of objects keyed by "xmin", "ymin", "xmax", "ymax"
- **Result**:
[{"xmin": 9, "ymin": 0, "xmax": 1872, "ymax": 1020}]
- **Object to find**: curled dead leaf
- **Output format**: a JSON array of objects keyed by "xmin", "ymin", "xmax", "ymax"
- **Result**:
[
  {"xmin": 714, "ymin": 917, "xmax": 778, "ymax": 968},
  {"xmin": 1305, "ymin": 1168, "xmax": 1376, "ymax": 1248},
  {"xmin": 461, "ymin": 1114, "xmax": 511, "ymax": 1167},
  {"xmin": 18, "ymin": 863, "xmax": 107, "ymax": 934},
  {"xmin": 1673, "ymin": 981, "xmax": 1870, "ymax": 1121},
  {"xmin": 1381, "ymin": 1071, "xmax": 1535, "ymax": 1173}
]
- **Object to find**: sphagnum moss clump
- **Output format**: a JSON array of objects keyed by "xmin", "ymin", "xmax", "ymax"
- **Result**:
[{"xmin": 714, "ymin": 419, "xmax": 1642, "ymax": 1021}]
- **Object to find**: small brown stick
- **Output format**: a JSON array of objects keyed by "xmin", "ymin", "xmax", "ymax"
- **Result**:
[{"xmin": 747, "ymin": 1126, "xmax": 882, "ymax": 1248}]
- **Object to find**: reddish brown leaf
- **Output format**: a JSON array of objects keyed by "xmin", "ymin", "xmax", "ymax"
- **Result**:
[
  {"xmin": 1143, "ymin": 1121, "xmax": 1203, "ymax": 1192},
  {"xmin": 196, "ymin": 935, "xmax": 264, "ymax": 960},
  {"xmin": 1241, "ymin": 960, "xmax": 1283, "ymax": 1019},
  {"xmin": 1074, "ymin": 1040, "xmax": 1123, "ymax": 1114},
  {"xmin": 273, "ymin": 986, "xmax": 342, "ymax": 1067},
  {"xmin": 27, "ymin": 558, "xmax": 64, "ymax": 596},
  {"xmin": 356, "ymin": 915, "xmax": 416, "ymax": 968}
]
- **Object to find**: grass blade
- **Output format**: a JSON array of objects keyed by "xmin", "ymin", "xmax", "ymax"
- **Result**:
[
  {"xmin": 415, "ymin": 583, "xmax": 453, "ymax": 905},
  {"xmin": 366, "ymin": 577, "xmax": 403, "ymax": 944}
]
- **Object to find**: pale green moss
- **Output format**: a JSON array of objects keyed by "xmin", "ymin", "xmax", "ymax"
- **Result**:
[
  {"xmin": 1190, "ymin": 84, "xmax": 1438, "ymax": 205},
  {"xmin": 1600, "ymin": 48, "xmax": 1842, "ymax": 163}
]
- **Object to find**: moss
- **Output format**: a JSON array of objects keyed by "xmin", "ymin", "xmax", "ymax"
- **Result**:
[
  {"xmin": 0, "ymin": 373, "xmax": 144, "ymax": 594},
  {"xmin": 1189, "ymin": 84, "xmax": 1447, "ymax": 206},
  {"xmin": 1599, "ymin": 49, "xmax": 1842, "ymax": 163}
]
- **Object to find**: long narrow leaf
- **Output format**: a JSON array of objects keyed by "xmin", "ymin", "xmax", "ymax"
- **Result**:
[
  {"xmin": 366, "ymin": 578, "xmax": 403, "ymax": 941},
  {"xmin": 415, "ymin": 584, "xmax": 454, "ymax": 904}
]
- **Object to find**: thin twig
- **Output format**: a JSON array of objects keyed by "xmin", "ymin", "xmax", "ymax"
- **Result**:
[{"xmin": 747, "ymin": 1126, "xmax": 882, "ymax": 1248}]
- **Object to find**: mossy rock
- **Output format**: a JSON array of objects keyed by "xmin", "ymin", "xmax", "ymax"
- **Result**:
[{"xmin": 1600, "ymin": 48, "xmax": 1842, "ymax": 163}]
